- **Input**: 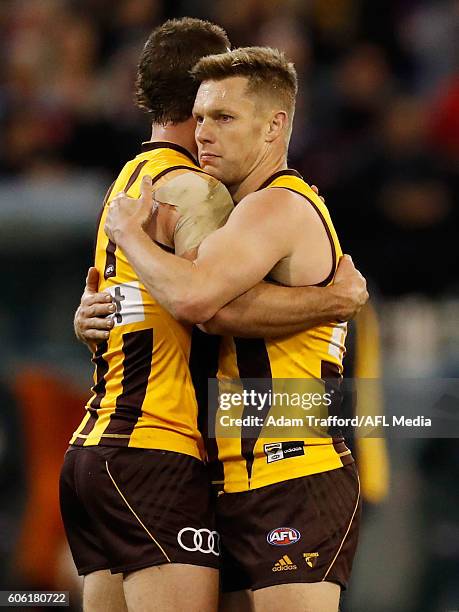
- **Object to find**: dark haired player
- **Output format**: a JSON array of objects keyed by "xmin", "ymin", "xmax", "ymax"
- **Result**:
[{"xmin": 60, "ymin": 18, "xmax": 232, "ymax": 612}]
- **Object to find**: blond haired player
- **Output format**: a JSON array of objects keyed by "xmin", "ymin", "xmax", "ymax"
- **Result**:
[{"xmin": 103, "ymin": 48, "xmax": 363, "ymax": 612}]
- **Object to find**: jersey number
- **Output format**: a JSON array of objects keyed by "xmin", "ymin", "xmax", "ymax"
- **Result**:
[{"xmin": 105, "ymin": 281, "xmax": 145, "ymax": 327}]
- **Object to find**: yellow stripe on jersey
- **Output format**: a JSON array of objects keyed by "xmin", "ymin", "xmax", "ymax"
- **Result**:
[
  {"xmin": 71, "ymin": 142, "xmax": 214, "ymax": 459},
  {"xmin": 212, "ymin": 169, "xmax": 353, "ymax": 492}
]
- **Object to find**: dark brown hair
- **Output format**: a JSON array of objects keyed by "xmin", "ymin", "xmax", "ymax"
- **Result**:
[
  {"xmin": 191, "ymin": 47, "xmax": 298, "ymax": 119},
  {"xmin": 135, "ymin": 18, "xmax": 230, "ymax": 123}
]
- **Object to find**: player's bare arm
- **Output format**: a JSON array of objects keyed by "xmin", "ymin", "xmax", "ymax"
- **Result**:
[
  {"xmin": 77, "ymin": 178, "xmax": 366, "ymax": 346},
  {"xmin": 105, "ymin": 175, "xmax": 313, "ymax": 324},
  {"xmin": 75, "ymin": 254, "xmax": 368, "ymax": 345},
  {"xmin": 199, "ymin": 255, "xmax": 368, "ymax": 336},
  {"xmin": 74, "ymin": 165, "xmax": 233, "ymax": 349}
]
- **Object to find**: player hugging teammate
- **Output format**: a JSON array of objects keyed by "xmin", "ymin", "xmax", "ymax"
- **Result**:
[{"xmin": 65, "ymin": 17, "xmax": 368, "ymax": 612}]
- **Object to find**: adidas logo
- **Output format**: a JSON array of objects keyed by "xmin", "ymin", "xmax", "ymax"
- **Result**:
[{"xmin": 272, "ymin": 555, "xmax": 298, "ymax": 572}]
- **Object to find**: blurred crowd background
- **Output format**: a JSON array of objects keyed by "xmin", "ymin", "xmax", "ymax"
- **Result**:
[{"xmin": 0, "ymin": 1, "xmax": 457, "ymax": 611}]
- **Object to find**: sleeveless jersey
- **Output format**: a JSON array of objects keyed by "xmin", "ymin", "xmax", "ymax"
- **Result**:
[
  {"xmin": 210, "ymin": 169, "xmax": 353, "ymax": 492},
  {"xmin": 71, "ymin": 142, "xmax": 225, "ymax": 459}
]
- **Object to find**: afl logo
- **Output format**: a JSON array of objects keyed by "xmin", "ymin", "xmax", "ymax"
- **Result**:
[{"xmin": 267, "ymin": 527, "xmax": 301, "ymax": 546}]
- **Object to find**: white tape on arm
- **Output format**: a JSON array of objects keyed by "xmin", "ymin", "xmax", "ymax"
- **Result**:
[{"xmin": 154, "ymin": 172, "xmax": 234, "ymax": 256}]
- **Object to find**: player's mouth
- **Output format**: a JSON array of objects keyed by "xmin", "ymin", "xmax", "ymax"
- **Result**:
[{"xmin": 200, "ymin": 152, "xmax": 220, "ymax": 164}]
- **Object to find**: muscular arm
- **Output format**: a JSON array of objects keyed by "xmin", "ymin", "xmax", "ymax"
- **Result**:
[
  {"xmin": 78, "ymin": 179, "xmax": 367, "ymax": 346},
  {"xmin": 199, "ymin": 256, "xmax": 368, "ymax": 337},
  {"xmin": 106, "ymin": 178, "xmax": 298, "ymax": 324}
]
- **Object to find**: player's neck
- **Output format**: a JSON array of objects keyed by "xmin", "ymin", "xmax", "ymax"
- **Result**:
[
  {"xmin": 148, "ymin": 118, "xmax": 198, "ymax": 160},
  {"xmin": 230, "ymin": 149, "xmax": 287, "ymax": 203}
]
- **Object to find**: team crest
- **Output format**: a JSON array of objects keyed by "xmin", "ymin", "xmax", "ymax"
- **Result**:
[{"xmin": 303, "ymin": 552, "xmax": 319, "ymax": 568}]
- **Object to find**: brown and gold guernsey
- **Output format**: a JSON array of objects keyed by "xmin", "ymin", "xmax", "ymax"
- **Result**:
[
  {"xmin": 71, "ymin": 142, "xmax": 231, "ymax": 460},
  {"xmin": 211, "ymin": 170, "xmax": 353, "ymax": 493}
]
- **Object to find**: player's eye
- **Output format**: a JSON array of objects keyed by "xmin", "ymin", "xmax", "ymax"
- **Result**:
[
  {"xmin": 220, "ymin": 114, "xmax": 233, "ymax": 122},
  {"xmin": 195, "ymin": 115, "xmax": 204, "ymax": 124}
]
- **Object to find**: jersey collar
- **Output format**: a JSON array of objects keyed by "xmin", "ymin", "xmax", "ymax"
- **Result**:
[
  {"xmin": 141, "ymin": 141, "xmax": 198, "ymax": 165},
  {"xmin": 256, "ymin": 169, "xmax": 303, "ymax": 191}
]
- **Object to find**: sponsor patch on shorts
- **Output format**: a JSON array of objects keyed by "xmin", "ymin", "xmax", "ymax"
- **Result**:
[
  {"xmin": 267, "ymin": 527, "xmax": 301, "ymax": 546},
  {"xmin": 272, "ymin": 555, "xmax": 297, "ymax": 571},
  {"xmin": 264, "ymin": 441, "xmax": 305, "ymax": 464},
  {"xmin": 303, "ymin": 552, "xmax": 319, "ymax": 568}
]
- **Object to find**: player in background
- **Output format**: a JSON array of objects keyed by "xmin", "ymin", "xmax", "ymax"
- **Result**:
[{"xmin": 104, "ymin": 48, "xmax": 362, "ymax": 612}]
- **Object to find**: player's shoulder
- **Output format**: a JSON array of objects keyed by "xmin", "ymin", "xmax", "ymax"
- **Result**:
[
  {"xmin": 154, "ymin": 168, "xmax": 233, "ymax": 211},
  {"xmin": 236, "ymin": 184, "xmax": 306, "ymax": 218}
]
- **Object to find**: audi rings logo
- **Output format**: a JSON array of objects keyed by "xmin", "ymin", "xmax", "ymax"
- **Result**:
[{"xmin": 177, "ymin": 528, "xmax": 220, "ymax": 556}]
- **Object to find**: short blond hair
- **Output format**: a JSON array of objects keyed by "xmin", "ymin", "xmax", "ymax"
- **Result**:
[{"xmin": 192, "ymin": 47, "xmax": 297, "ymax": 125}]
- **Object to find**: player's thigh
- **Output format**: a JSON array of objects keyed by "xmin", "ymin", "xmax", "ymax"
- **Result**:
[
  {"xmin": 123, "ymin": 563, "xmax": 219, "ymax": 612},
  {"xmin": 219, "ymin": 589, "xmax": 254, "ymax": 612},
  {"xmin": 253, "ymin": 582, "xmax": 341, "ymax": 612},
  {"xmin": 66, "ymin": 446, "xmax": 219, "ymax": 575},
  {"xmin": 83, "ymin": 569, "xmax": 127, "ymax": 612},
  {"xmin": 60, "ymin": 448, "xmax": 112, "ymax": 577},
  {"xmin": 253, "ymin": 581, "xmax": 340, "ymax": 612}
]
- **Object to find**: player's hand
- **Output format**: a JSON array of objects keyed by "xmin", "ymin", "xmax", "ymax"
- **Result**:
[
  {"xmin": 74, "ymin": 267, "xmax": 115, "ymax": 349},
  {"xmin": 331, "ymin": 255, "xmax": 369, "ymax": 321},
  {"xmin": 311, "ymin": 184, "xmax": 325, "ymax": 203},
  {"xmin": 105, "ymin": 175, "xmax": 155, "ymax": 243}
]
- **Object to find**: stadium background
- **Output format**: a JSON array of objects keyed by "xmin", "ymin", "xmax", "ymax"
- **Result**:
[{"xmin": 0, "ymin": 1, "xmax": 457, "ymax": 610}]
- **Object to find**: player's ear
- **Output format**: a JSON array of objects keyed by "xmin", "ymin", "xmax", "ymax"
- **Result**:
[{"xmin": 266, "ymin": 111, "xmax": 288, "ymax": 142}]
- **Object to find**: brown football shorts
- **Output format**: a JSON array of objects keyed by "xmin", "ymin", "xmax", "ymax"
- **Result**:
[
  {"xmin": 59, "ymin": 446, "xmax": 219, "ymax": 576},
  {"xmin": 215, "ymin": 463, "xmax": 361, "ymax": 592}
]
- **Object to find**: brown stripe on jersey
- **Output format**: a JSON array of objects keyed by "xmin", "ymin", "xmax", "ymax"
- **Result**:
[
  {"xmin": 321, "ymin": 360, "xmax": 341, "ymax": 381},
  {"xmin": 303, "ymin": 195, "xmax": 337, "ymax": 287},
  {"xmin": 321, "ymin": 359, "xmax": 353, "ymax": 464},
  {"xmin": 321, "ymin": 360, "xmax": 343, "ymax": 420},
  {"xmin": 151, "ymin": 165, "xmax": 207, "ymax": 189},
  {"xmin": 104, "ymin": 160, "xmax": 149, "ymax": 280},
  {"xmin": 189, "ymin": 328, "xmax": 223, "ymax": 482},
  {"xmin": 90, "ymin": 340, "xmax": 110, "ymax": 410},
  {"xmin": 104, "ymin": 239, "xmax": 117, "ymax": 280},
  {"xmin": 141, "ymin": 141, "xmax": 198, "ymax": 165},
  {"xmin": 103, "ymin": 182, "xmax": 117, "ymax": 205},
  {"xmin": 154, "ymin": 240, "xmax": 175, "ymax": 253},
  {"xmin": 333, "ymin": 438, "xmax": 354, "ymax": 466},
  {"xmin": 234, "ymin": 338, "xmax": 273, "ymax": 483},
  {"xmin": 189, "ymin": 328, "xmax": 221, "ymax": 437},
  {"xmin": 256, "ymin": 169, "xmax": 303, "ymax": 191},
  {"xmin": 93, "ymin": 181, "xmax": 115, "ymax": 258},
  {"xmin": 275, "ymin": 186, "xmax": 337, "ymax": 287},
  {"xmin": 101, "ymin": 329, "xmax": 154, "ymax": 446},
  {"xmin": 73, "ymin": 341, "xmax": 109, "ymax": 445},
  {"xmin": 340, "ymin": 320, "xmax": 357, "ymax": 456},
  {"xmin": 125, "ymin": 159, "xmax": 149, "ymax": 192}
]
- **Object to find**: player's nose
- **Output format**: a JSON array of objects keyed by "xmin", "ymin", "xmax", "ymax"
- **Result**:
[{"xmin": 195, "ymin": 119, "xmax": 214, "ymax": 144}]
